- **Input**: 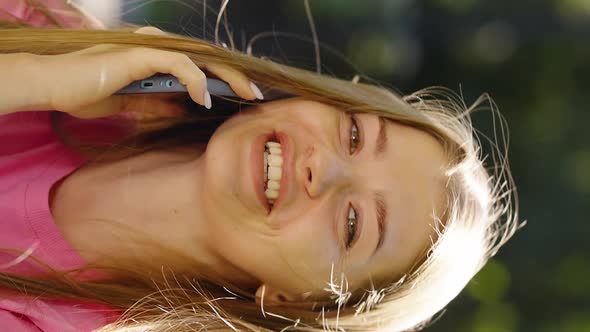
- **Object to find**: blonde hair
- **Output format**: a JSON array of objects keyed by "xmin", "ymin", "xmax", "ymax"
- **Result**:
[{"xmin": 0, "ymin": 4, "xmax": 522, "ymax": 332}]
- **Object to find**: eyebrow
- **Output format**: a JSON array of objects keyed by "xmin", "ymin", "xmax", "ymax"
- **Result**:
[
  {"xmin": 371, "ymin": 191, "xmax": 387, "ymax": 258},
  {"xmin": 374, "ymin": 116, "xmax": 388, "ymax": 160}
]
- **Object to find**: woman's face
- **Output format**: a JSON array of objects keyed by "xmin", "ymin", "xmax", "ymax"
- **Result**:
[{"xmin": 199, "ymin": 98, "xmax": 447, "ymax": 300}]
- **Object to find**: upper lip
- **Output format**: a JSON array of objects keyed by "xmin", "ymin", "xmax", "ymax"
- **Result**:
[
  {"xmin": 270, "ymin": 131, "xmax": 290, "ymax": 215},
  {"xmin": 252, "ymin": 132, "xmax": 272, "ymax": 214}
]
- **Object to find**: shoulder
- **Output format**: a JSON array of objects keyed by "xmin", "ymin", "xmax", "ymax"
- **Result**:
[
  {"xmin": 0, "ymin": 296, "xmax": 119, "ymax": 332},
  {"xmin": 0, "ymin": 0, "xmax": 106, "ymax": 29}
]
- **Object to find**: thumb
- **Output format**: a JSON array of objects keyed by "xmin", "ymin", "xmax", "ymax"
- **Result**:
[
  {"xmin": 67, "ymin": 94, "xmax": 128, "ymax": 119},
  {"xmin": 69, "ymin": 94, "xmax": 185, "ymax": 121},
  {"xmin": 118, "ymin": 95, "xmax": 186, "ymax": 121}
]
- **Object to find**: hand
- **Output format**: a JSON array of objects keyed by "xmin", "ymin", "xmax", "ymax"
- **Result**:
[{"xmin": 40, "ymin": 26, "xmax": 262, "ymax": 119}]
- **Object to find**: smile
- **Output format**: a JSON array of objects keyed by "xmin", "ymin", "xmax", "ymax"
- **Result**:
[
  {"xmin": 263, "ymin": 141, "xmax": 283, "ymax": 206},
  {"xmin": 251, "ymin": 131, "xmax": 290, "ymax": 215}
]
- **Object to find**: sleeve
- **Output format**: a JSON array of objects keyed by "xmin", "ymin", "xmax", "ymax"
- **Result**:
[
  {"xmin": 0, "ymin": 0, "xmax": 105, "ymax": 29},
  {"xmin": 0, "ymin": 111, "xmax": 133, "ymax": 160},
  {"xmin": 0, "ymin": 310, "xmax": 42, "ymax": 332},
  {"xmin": 0, "ymin": 111, "xmax": 55, "ymax": 158}
]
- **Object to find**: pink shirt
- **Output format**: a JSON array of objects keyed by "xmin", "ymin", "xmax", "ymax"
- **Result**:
[
  {"xmin": 1, "ymin": 1, "xmax": 129, "ymax": 330},
  {"xmin": 0, "ymin": 111, "xmax": 129, "ymax": 331}
]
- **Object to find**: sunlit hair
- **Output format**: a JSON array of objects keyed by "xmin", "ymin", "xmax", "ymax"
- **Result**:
[{"xmin": 0, "ymin": 2, "xmax": 522, "ymax": 331}]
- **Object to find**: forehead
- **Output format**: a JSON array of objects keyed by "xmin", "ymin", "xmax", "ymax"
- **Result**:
[{"xmin": 351, "ymin": 114, "xmax": 447, "ymax": 284}]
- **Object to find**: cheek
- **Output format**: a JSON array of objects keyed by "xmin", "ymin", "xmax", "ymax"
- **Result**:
[
  {"xmin": 276, "ymin": 214, "xmax": 341, "ymax": 279},
  {"xmin": 201, "ymin": 109, "xmax": 271, "ymax": 219},
  {"xmin": 200, "ymin": 136, "xmax": 239, "ymax": 218}
]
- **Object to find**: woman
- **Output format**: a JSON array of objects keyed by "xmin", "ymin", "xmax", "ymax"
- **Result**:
[{"xmin": 0, "ymin": 1, "xmax": 521, "ymax": 331}]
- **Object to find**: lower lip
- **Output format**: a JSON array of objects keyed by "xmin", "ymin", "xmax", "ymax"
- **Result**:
[{"xmin": 251, "ymin": 132, "xmax": 275, "ymax": 215}]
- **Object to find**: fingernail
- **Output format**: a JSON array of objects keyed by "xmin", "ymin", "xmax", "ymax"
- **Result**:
[
  {"xmin": 250, "ymin": 81, "xmax": 264, "ymax": 100},
  {"xmin": 204, "ymin": 90, "xmax": 212, "ymax": 109}
]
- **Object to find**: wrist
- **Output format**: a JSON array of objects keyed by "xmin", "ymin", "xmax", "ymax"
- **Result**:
[
  {"xmin": 0, "ymin": 52, "xmax": 54, "ymax": 113},
  {"xmin": 22, "ymin": 53, "xmax": 54, "ymax": 111}
]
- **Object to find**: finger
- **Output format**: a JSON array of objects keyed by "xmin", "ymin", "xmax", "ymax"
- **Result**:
[
  {"xmin": 126, "ymin": 48, "xmax": 210, "ymax": 109},
  {"xmin": 132, "ymin": 28, "xmax": 209, "ymax": 107},
  {"xmin": 201, "ymin": 63, "xmax": 263, "ymax": 100}
]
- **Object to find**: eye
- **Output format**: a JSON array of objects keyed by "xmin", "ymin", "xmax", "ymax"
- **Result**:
[
  {"xmin": 345, "ymin": 204, "xmax": 360, "ymax": 250},
  {"xmin": 349, "ymin": 114, "xmax": 360, "ymax": 154}
]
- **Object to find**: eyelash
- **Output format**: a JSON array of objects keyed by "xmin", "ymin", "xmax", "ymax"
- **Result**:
[
  {"xmin": 345, "ymin": 114, "xmax": 361, "ymax": 250},
  {"xmin": 349, "ymin": 114, "xmax": 360, "ymax": 154},
  {"xmin": 346, "ymin": 203, "xmax": 360, "ymax": 249}
]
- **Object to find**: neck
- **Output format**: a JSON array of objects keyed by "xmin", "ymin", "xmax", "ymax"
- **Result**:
[{"xmin": 50, "ymin": 146, "xmax": 257, "ymax": 288}]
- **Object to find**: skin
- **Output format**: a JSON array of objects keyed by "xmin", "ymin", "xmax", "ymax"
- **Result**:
[{"xmin": 50, "ymin": 97, "xmax": 447, "ymax": 304}]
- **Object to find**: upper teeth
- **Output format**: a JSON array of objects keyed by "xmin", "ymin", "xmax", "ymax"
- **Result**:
[{"xmin": 264, "ymin": 141, "xmax": 282, "ymax": 205}]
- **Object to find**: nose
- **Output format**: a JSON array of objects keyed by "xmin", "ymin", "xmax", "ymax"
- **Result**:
[{"xmin": 302, "ymin": 145, "xmax": 351, "ymax": 198}]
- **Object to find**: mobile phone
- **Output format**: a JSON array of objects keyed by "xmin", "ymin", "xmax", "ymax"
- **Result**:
[{"xmin": 114, "ymin": 73, "xmax": 239, "ymax": 97}]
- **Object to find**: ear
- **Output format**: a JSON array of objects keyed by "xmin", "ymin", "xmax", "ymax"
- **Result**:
[{"xmin": 255, "ymin": 284, "xmax": 300, "ymax": 305}]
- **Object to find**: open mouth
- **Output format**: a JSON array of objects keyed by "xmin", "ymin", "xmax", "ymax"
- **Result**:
[{"xmin": 263, "ymin": 136, "xmax": 283, "ymax": 208}]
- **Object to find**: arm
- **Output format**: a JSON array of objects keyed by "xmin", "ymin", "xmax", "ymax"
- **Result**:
[
  {"xmin": 0, "ymin": 53, "xmax": 52, "ymax": 116},
  {"xmin": 1, "ymin": 27, "xmax": 261, "ymax": 119}
]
